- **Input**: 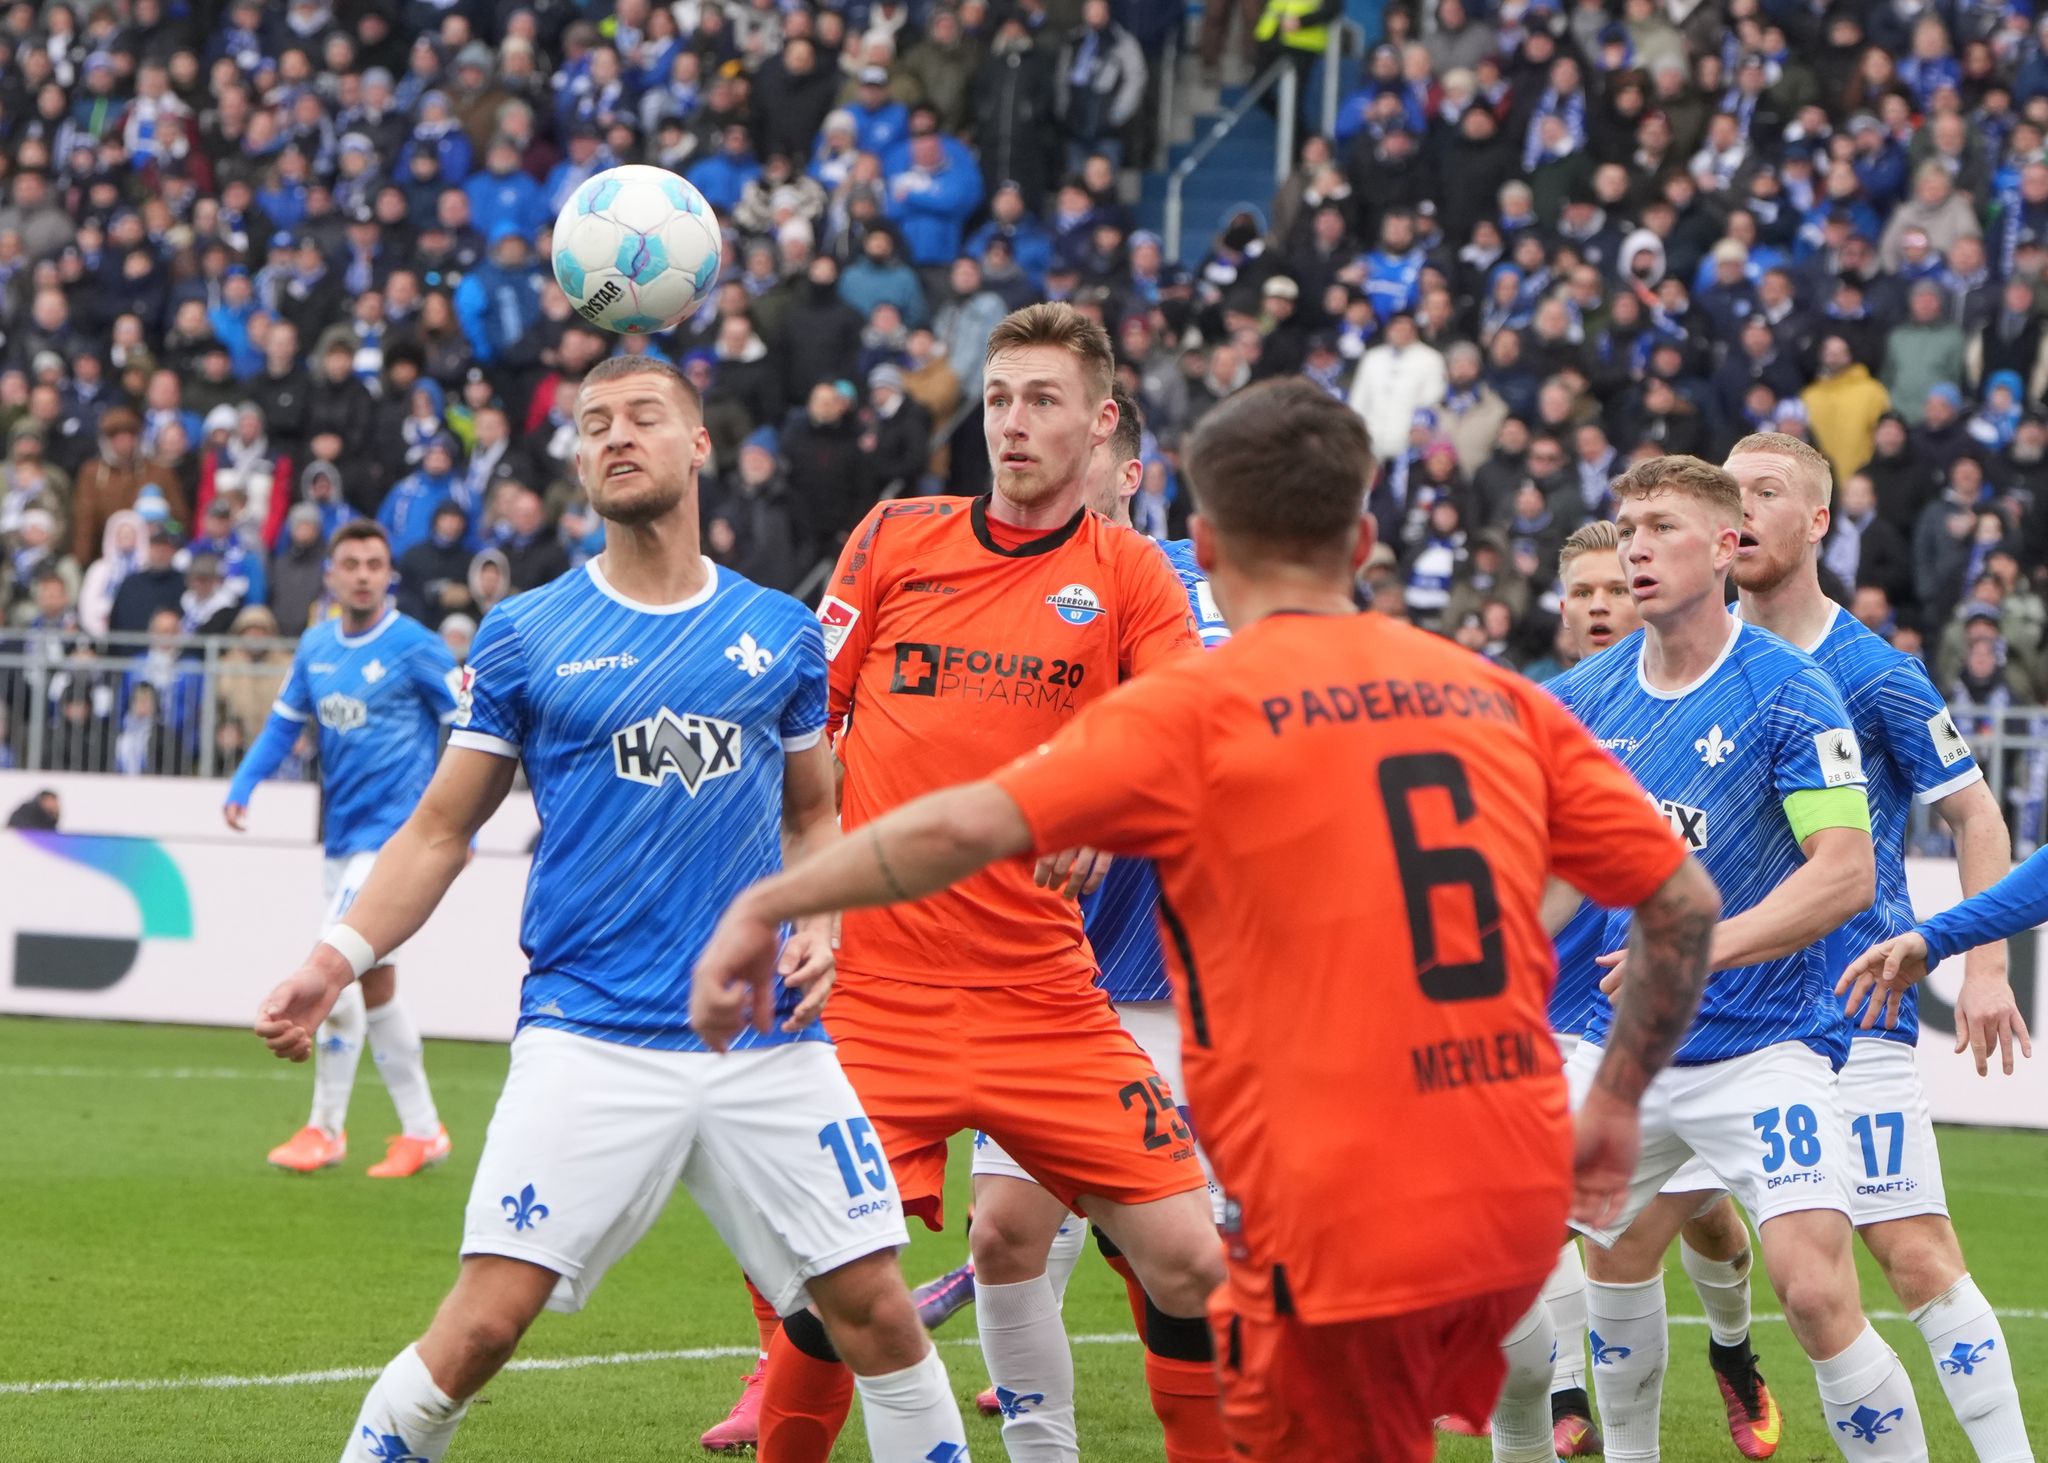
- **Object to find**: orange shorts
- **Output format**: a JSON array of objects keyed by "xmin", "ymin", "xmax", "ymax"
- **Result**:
[
  {"xmin": 1209, "ymin": 1281, "xmax": 1543, "ymax": 1463},
  {"xmin": 823, "ymin": 971, "xmax": 1206, "ymax": 1229}
]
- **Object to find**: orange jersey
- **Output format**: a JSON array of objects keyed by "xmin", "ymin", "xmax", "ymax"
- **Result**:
[
  {"xmin": 822, "ymin": 496, "xmax": 1199, "ymax": 987},
  {"xmin": 994, "ymin": 611, "xmax": 1689, "ymax": 1324}
]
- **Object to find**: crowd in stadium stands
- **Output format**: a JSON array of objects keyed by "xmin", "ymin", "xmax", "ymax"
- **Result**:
[{"xmin": 10, "ymin": 0, "xmax": 2048, "ymax": 788}]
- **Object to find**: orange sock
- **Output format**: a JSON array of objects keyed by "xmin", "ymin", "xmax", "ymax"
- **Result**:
[
  {"xmin": 744, "ymin": 1275, "xmax": 781, "ymax": 1359},
  {"xmin": 757, "ymin": 1323, "xmax": 853, "ymax": 1463},
  {"xmin": 1099, "ymin": 1247, "xmax": 1150, "ymax": 1335},
  {"xmin": 1144, "ymin": 1350, "xmax": 1231, "ymax": 1463}
]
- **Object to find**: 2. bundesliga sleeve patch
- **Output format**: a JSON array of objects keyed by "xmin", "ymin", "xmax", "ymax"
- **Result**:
[
  {"xmin": 1815, "ymin": 727, "xmax": 1866, "ymax": 787},
  {"xmin": 454, "ymin": 664, "xmax": 476, "ymax": 727},
  {"xmin": 1927, "ymin": 708, "xmax": 1973, "ymax": 768},
  {"xmin": 817, "ymin": 596, "xmax": 860, "ymax": 660}
]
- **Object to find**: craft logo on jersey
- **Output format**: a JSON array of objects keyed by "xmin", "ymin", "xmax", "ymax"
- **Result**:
[
  {"xmin": 612, "ymin": 707, "xmax": 742, "ymax": 794},
  {"xmin": 555, "ymin": 652, "xmax": 639, "ymax": 678},
  {"xmin": 361, "ymin": 658, "xmax": 386, "ymax": 684},
  {"xmin": 817, "ymin": 596, "xmax": 860, "ymax": 661},
  {"xmin": 1695, "ymin": 724, "xmax": 1734, "ymax": 767},
  {"xmin": 1046, "ymin": 582, "xmax": 1103, "ymax": 626},
  {"xmin": 725, "ymin": 632, "xmax": 774, "ymax": 678},
  {"xmin": 1652, "ymin": 795, "xmax": 1708, "ymax": 851},
  {"xmin": 1816, "ymin": 727, "xmax": 1865, "ymax": 787},
  {"xmin": 317, "ymin": 692, "xmax": 368, "ymax": 733},
  {"xmin": 1927, "ymin": 708, "xmax": 1973, "ymax": 768}
]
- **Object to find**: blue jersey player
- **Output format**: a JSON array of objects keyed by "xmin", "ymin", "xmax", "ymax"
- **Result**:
[
  {"xmin": 1548, "ymin": 454, "xmax": 1932, "ymax": 1463},
  {"xmin": 1729, "ymin": 433, "xmax": 2032, "ymax": 1463},
  {"xmin": 253, "ymin": 356, "xmax": 968, "ymax": 1463},
  {"xmin": 226, "ymin": 521, "xmax": 460, "ymax": 1179},
  {"xmin": 1533, "ymin": 517, "xmax": 1774, "ymax": 1460}
]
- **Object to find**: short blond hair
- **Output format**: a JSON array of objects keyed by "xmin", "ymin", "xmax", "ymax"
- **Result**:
[
  {"xmin": 1728, "ymin": 431, "xmax": 1835, "ymax": 507},
  {"xmin": 1558, "ymin": 518, "xmax": 1622, "ymax": 578},
  {"xmin": 984, "ymin": 302, "xmax": 1115, "ymax": 401},
  {"xmin": 1611, "ymin": 454, "xmax": 1742, "ymax": 525}
]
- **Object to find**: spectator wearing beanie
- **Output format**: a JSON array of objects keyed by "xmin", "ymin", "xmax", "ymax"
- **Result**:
[
  {"xmin": 864, "ymin": 363, "xmax": 932, "ymax": 497},
  {"xmin": 708, "ymin": 426, "xmax": 803, "ymax": 593}
]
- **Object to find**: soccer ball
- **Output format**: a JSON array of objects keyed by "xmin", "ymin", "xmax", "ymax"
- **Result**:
[{"xmin": 551, "ymin": 165, "xmax": 723, "ymax": 335}]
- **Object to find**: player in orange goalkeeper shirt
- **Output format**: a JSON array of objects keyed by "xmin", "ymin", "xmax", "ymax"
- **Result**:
[{"xmin": 695, "ymin": 377, "xmax": 1722, "ymax": 1463}]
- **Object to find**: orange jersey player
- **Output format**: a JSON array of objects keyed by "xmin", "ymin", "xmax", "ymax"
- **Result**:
[
  {"xmin": 692, "ymin": 378, "xmax": 1720, "ymax": 1463},
  {"xmin": 746, "ymin": 303, "xmax": 1232, "ymax": 1463}
]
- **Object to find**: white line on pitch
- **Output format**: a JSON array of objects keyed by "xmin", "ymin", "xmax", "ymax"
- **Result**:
[
  {"xmin": 0, "ymin": 1064, "xmax": 506, "ymax": 1092},
  {"xmin": 0, "ymin": 1065, "xmax": 298, "ymax": 1082},
  {"xmin": 8, "ymin": 1314, "xmax": 2048, "ymax": 1398},
  {"xmin": 0, "ymin": 1336, "xmax": 1135, "ymax": 1398}
]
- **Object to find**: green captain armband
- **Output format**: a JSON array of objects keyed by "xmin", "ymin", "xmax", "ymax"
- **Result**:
[{"xmin": 1783, "ymin": 786, "xmax": 1872, "ymax": 845}]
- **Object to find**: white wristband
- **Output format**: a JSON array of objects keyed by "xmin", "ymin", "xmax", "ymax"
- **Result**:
[{"xmin": 320, "ymin": 924, "xmax": 378, "ymax": 981}]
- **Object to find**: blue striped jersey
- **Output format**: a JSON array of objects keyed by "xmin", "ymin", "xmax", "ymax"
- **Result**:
[
  {"xmin": 1548, "ymin": 898, "xmax": 1609, "ymax": 1037},
  {"xmin": 449, "ymin": 560, "xmax": 829, "ymax": 1052},
  {"xmin": 1086, "ymin": 537, "xmax": 1229, "ymax": 1003},
  {"xmin": 1919, "ymin": 847, "xmax": 2048, "ymax": 964},
  {"xmin": 271, "ymin": 609, "xmax": 460, "ymax": 857},
  {"xmin": 1778, "ymin": 604, "xmax": 1983, "ymax": 1047},
  {"xmin": 1548, "ymin": 617, "xmax": 1866, "ymax": 1067}
]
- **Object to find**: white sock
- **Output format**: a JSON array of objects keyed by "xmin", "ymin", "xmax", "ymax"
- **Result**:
[
  {"xmin": 976, "ymin": 1275, "xmax": 1077, "ymax": 1462},
  {"xmin": 1679, "ymin": 1237, "xmax": 1754, "ymax": 1348},
  {"xmin": 1586, "ymin": 1275, "xmax": 1668, "ymax": 1463},
  {"xmin": 310, "ymin": 981, "xmax": 367, "ymax": 1136},
  {"xmin": 854, "ymin": 1344, "xmax": 972, "ymax": 1463},
  {"xmin": 1544, "ymin": 1239, "xmax": 1590, "ymax": 1395},
  {"xmin": 1912, "ymin": 1275, "xmax": 2033, "ymax": 1462},
  {"xmin": 1814, "ymin": 1321, "xmax": 1928, "ymax": 1461},
  {"xmin": 1493, "ymin": 1298, "xmax": 1563, "ymax": 1463},
  {"xmin": 342, "ymin": 1343, "xmax": 467, "ymax": 1462},
  {"xmin": 1045, "ymin": 1217, "xmax": 1087, "ymax": 1305},
  {"xmin": 366, "ymin": 997, "xmax": 441, "ymax": 1139}
]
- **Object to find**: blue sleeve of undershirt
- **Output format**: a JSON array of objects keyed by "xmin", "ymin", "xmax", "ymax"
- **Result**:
[
  {"xmin": 225, "ymin": 709, "xmax": 304, "ymax": 808},
  {"xmin": 1918, "ymin": 846, "xmax": 2048, "ymax": 962}
]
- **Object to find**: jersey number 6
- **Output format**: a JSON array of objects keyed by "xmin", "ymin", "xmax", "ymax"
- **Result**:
[{"xmin": 1378, "ymin": 752, "xmax": 1509, "ymax": 1003}]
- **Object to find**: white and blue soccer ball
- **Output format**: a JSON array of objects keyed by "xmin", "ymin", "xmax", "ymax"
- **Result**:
[{"xmin": 551, "ymin": 165, "xmax": 722, "ymax": 335}]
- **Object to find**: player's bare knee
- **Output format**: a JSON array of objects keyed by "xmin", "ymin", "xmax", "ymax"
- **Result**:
[
  {"xmin": 815, "ymin": 1284, "xmax": 929, "ymax": 1374},
  {"xmin": 360, "ymin": 965, "xmax": 396, "ymax": 1008},
  {"xmin": 967, "ymin": 1182, "xmax": 1066, "ymax": 1281},
  {"xmin": 1681, "ymin": 1198, "xmax": 1750, "ymax": 1263},
  {"xmin": 1585, "ymin": 1229, "xmax": 1662, "ymax": 1284},
  {"xmin": 809, "ymin": 1250, "xmax": 926, "ymax": 1371},
  {"xmin": 1862, "ymin": 1217, "xmax": 1965, "ymax": 1311},
  {"xmin": 1131, "ymin": 1232, "xmax": 1226, "ymax": 1317},
  {"xmin": 1773, "ymin": 1262, "xmax": 1862, "ymax": 1354},
  {"xmin": 420, "ymin": 1301, "xmax": 530, "ymax": 1396}
]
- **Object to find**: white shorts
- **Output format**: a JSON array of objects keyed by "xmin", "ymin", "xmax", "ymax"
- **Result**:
[
  {"xmin": 1836, "ymin": 1037, "xmax": 1948, "ymax": 1224},
  {"xmin": 1556, "ymin": 1032, "xmax": 1724, "ymax": 1210},
  {"xmin": 973, "ymin": 999, "xmax": 1225, "ymax": 1223},
  {"xmin": 323, "ymin": 852, "xmax": 405, "ymax": 966},
  {"xmin": 463, "ymin": 1028, "xmax": 909, "ymax": 1316},
  {"xmin": 1564, "ymin": 1039, "xmax": 1852, "ymax": 1248}
]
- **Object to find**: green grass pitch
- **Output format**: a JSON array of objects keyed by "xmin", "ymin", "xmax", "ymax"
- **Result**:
[{"xmin": 4, "ymin": 1015, "xmax": 2046, "ymax": 1461}]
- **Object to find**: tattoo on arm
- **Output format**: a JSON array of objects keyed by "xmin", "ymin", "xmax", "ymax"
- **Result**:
[
  {"xmin": 1596, "ymin": 866, "xmax": 1716, "ymax": 1106},
  {"xmin": 869, "ymin": 822, "xmax": 914, "ymax": 903}
]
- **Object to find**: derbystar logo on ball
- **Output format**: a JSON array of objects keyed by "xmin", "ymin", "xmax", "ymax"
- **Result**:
[{"xmin": 552, "ymin": 165, "xmax": 723, "ymax": 335}]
